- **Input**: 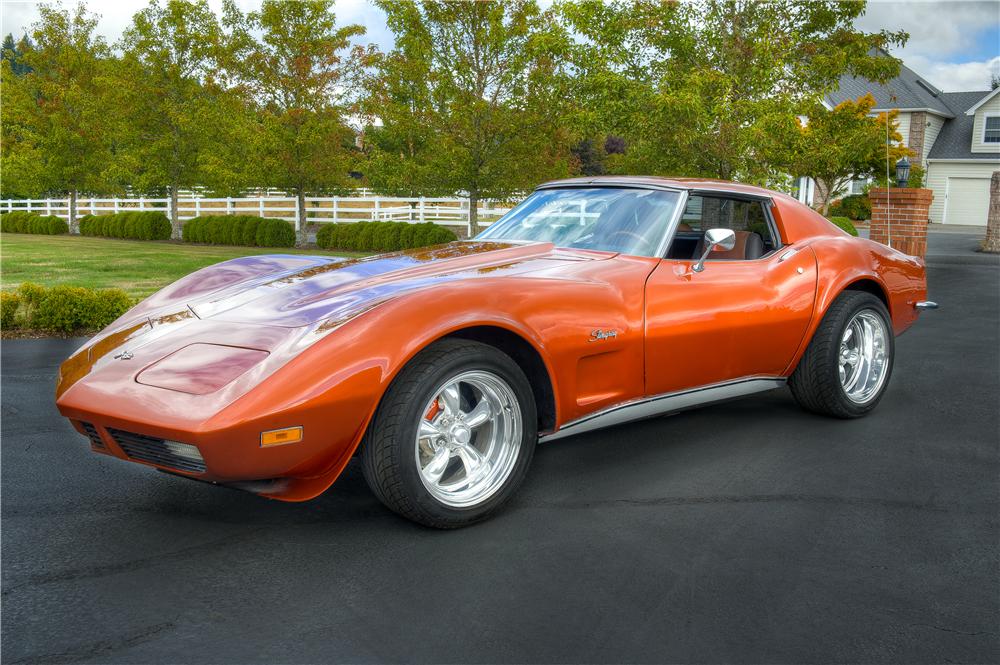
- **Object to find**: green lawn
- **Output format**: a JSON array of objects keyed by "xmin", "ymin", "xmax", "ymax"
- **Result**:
[{"xmin": 1, "ymin": 234, "xmax": 366, "ymax": 298}]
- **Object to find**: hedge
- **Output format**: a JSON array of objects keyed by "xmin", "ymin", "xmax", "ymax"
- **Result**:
[
  {"xmin": 78, "ymin": 210, "xmax": 172, "ymax": 240},
  {"xmin": 182, "ymin": 215, "xmax": 295, "ymax": 248},
  {"xmin": 2, "ymin": 282, "xmax": 135, "ymax": 333},
  {"xmin": 316, "ymin": 221, "xmax": 457, "ymax": 252},
  {"xmin": 0, "ymin": 211, "xmax": 69, "ymax": 235},
  {"xmin": 827, "ymin": 216, "xmax": 859, "ymax": 237},
  {"xmin": 828, "ymin": 194, "xmax": 871, "ymax": 221}
]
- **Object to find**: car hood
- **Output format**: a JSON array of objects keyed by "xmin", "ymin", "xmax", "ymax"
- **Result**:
[{"xmin": 173, "ymin": 241, "xmax": 611, "ymax": 328}]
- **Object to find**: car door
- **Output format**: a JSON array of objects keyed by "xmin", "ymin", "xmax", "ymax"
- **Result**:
[{"xmin": 644, "ymin": 194, "xmax": 817, "ymax": 396}]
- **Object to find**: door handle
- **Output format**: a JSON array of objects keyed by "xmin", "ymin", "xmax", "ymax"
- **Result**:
[{"xmin": 778, "ymin": 248, "xmax": 798, "ymax": 262}]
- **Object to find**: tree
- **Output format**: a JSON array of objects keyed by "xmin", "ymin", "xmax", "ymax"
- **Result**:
[
  {"xmin": 116, "ymin": 0, "xmax": 232, "ymax": 237},
  {"xmin": 761, "ymin": 94, "xmax": 909, "ymax": 215},
  {"xmin": 243, "ymin": 0, "xmax": 366, "ymax": 243},
  {"xmin": 366, "ymin": 0, "xmax": 573, "ymax": 234},
  {"xmin": 2, "ymin": 34, "xmax": 33, "ymax": 76},
  {"xmin": 0, "ymin": 4, "xmax": 111, "ymax": 227},
  {"xmin": 561, "ymin": 0, "xmax": 907, "ymax": 183},
  {"xmin": 985, "ymin": 171, "xmax": 1000, "ymax": 254}
]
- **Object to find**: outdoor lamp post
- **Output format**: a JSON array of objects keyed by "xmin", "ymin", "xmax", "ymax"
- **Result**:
[{"xmin": 895, "ymin": 157, "xmax": 911, "ymax": 188}]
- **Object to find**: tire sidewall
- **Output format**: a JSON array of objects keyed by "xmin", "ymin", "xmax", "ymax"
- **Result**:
[
  {"xmin": 824, "ymin": 294, "xmax": 895, "ymax": 416},
  {"xmin": 392, "ymin": 346, "xmax": 537, "ymax": 525}
]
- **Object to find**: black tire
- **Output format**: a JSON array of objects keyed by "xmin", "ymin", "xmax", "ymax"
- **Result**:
[
  {"xmin": 360, "ymin": 339, "xmax": 537, "ymax": 528},
  {"xmin": 789, "ymin": 291, "xmax": 895, "ymax": 419}
]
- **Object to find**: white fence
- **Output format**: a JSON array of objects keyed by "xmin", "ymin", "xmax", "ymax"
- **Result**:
[{"xmin": 0, "ymin": 195, "xmax": 514, "ymax": 235}]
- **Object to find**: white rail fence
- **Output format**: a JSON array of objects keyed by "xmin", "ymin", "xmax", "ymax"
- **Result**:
[{"xmin": 0, "ymin": 195, "xmax": 513, "ymax": 235}]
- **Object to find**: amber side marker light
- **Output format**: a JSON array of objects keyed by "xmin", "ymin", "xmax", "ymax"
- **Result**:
[{"xmin": 260, "ymin": 426, "xmax": 303, "ymax": 447}]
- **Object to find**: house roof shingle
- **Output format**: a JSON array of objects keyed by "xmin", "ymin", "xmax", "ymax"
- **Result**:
[
  {"xmin": 926, "ymin": 91, "xmax": 998, "ymax": 160},
  {"xmin": 826, "ymin": 61, "xmax": 955, "ymax": 116}
]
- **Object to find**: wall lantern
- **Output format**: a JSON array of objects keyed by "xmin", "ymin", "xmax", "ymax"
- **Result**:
[{"xmin": 895, "ymin": 157, "xmax": 911, "ymax": 188}]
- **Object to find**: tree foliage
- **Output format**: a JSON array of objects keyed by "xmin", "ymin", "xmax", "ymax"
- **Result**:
[
  {"xmin": 0, "ymin": 0, "xmax": 925, "ymax": 240},
  {"xmin": 114, "ymin": 0, "xmax": 251, "ymax": 235},
  {"xmin": 560, "ymin": 0, "xmax": 907, "ymax": 183},
  {"xmin": 239, "ymin": 0, "xmax": 367, "ymax": 241},
  {"xmin": 762, "ymin": 94, "xmax": 909, "ymax": 214},
  {"xmin": 0, "ymin": 4, "xmax": 111, "ymax": 225},
  {"xmin": 2, "ymin": 33, "xmax": 34, "ymax": 76},
  {"xmin": 364, "ymin": 0, "xmax": 574, "ymax": 233}
]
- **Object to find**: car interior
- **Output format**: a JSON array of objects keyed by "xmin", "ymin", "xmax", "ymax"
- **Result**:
[{"xmin": 665, "ymin": 194, "xmax": 779, "ymax": 261}]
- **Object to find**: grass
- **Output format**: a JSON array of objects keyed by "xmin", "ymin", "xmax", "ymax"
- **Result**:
[{"xmin": 0, "ymin": 234, "xmax": 367, "ymax": 299}]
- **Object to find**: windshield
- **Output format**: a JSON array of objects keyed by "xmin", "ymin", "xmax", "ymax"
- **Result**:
[{"xmin": 477, "ymin": 187, "xmax": 682, "ymax": 257}]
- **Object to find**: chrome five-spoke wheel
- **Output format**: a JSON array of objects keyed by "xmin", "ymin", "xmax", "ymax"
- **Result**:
[
  {"xmin": 789, "ymin": 291, "xmax": 895, "ymax": 419},
  {"xmin": 415, "ymin": 371, "xmax": 522, "ymax": 508},
  {"xmin": 838, "ymin": 309, "xmax": 890, "ymax": 404},
  {"xmin": 361, "ymin": 339, "xmax": 536, "ymax": 528}
]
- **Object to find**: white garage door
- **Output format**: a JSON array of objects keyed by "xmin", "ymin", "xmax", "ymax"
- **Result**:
[{"xmin": 945, "ymin": 177, "xmax": 990, "ymax": 226}]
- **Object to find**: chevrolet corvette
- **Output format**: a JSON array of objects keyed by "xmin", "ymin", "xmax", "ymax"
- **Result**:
[{"xmin": 56, "ymin": 177, "xmax": 935, "ymax": 527}]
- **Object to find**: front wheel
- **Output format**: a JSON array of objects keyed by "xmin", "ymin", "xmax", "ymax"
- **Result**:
[
  {"xmin": 361, "ymin": 339, "xmax": 537, "ymax": 528},
  {"xmin": 789, "ymin": 291, "xmax": 895, "ymax": 418}
]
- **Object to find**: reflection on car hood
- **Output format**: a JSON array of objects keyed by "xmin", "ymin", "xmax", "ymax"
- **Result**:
[{"xmin": 185, "ymin": 241, "xmax": 609, "ymax": 327}]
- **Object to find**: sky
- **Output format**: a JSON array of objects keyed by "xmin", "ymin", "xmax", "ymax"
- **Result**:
[{"xmin": 1, "ymin": 0, "xmax": 998, "ymax": 92}]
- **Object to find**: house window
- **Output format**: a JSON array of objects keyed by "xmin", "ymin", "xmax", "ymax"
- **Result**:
[{"xmin": 985, "ymin": 115, "xmax": 1000, "ymax": 144}]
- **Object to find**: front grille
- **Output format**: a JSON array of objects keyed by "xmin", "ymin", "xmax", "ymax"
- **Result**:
[
  {"xmin": 107, "ymin": 428, "xmax": 206, "ymax": 474},
  {"xmin": 79, "ymin": 421, "xmax": 106, "ymax": 450}
]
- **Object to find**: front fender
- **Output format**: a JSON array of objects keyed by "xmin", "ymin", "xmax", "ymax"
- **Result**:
[{"xmin": 217, "ymin": 257, "xmax": 654, "ymax": 500}]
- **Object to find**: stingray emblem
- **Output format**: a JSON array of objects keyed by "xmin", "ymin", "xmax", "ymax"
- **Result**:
[
  {"xmin": 114, "ymin": 350, "xmax": 134, "ymax": 361},
  {"xmin": 588, "ymin": 329, "xmax": 619, "ymax": 342}
]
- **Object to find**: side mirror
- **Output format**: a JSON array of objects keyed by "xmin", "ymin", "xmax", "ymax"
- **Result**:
[{"xmin": 692, "ymin": 228, "xmax": 736, "ymax": 273}]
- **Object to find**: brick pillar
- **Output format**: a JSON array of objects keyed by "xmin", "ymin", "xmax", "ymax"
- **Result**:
[
  {"xmin": 869, "ymin": 187, "xmax": 934, "ymax": 258},
  {"xmin": 908, "ymin": 111, "xmax": 926, "ymax": 164}
]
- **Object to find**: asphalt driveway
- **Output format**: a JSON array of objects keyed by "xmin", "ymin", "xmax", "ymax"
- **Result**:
[{"xmin": 2, "ymin": 250, "xmax": 998, "ymax": 663}]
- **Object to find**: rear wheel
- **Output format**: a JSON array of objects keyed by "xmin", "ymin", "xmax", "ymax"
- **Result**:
[
  {"xmin": 789, "ymin": 291, "xmax": 894, "ymax": 418},
  {"xmin": 361, "ymin": 339, "xmax": 536, "ymax": 528}
]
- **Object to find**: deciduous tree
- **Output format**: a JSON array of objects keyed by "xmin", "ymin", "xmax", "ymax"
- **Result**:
[
  {"xmin": 244, "ymin": 0, "xmax": 366, "ymax": 243},
  {"xmin": 561, "ymin": 0, "xmax": 907, "ymax": 183},
  {"xmin": 116, "ymin": 0, "xmax": 235, "ymax": 236},
  {"xmin": 761, "ymin": 94, "xmax": 909, "ymax": 215},
  {"xmin": 366, "ymin": 0, "xmax": 573, "ymax": 234},
  {"xmin": 1, "ymin": 4, "xmax": 111, "ymax": 228}
]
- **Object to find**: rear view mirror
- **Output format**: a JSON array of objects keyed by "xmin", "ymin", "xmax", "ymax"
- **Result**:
[{"xmin": 693, "ymin": 228, "xmax": 736, "ymax": 272}]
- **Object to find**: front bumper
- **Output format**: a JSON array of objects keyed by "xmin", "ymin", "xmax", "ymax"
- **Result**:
[{"xmin": 56, "ymin": 316, "xmax": 383, "ymax": 501}]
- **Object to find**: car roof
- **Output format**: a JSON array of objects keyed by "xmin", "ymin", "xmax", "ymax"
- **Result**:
[{"xmin": 536, "ymin": 176, "xmax": 782, "ymax": 200}]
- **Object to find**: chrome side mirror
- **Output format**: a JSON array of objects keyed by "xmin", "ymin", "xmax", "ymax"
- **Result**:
[{"xmin": 692, "ymin": 228, "xmax": 736, "ymax": 273}]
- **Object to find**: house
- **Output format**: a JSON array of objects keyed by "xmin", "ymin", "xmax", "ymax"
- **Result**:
[{"xmin": 806, "ymin": 60, "xmax": 999, "ymax": 226}]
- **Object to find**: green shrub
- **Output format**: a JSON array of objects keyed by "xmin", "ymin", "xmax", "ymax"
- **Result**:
[
  {"xmin": 32, "ymin": 286, "xmax": 95, "ymax": 332},
  {"xmin": 181, "ymin": 215, "xmax": 294, "ymax": 247},
  {"xmin": 1, "ymin": 292, "xmax": 21, "ymax": 330},
  {"xmin": 77, "ymin": 210, "xmax": 170, "ymax": 240},
  {"xmin": 88, "ymin": 289, "xmax": 134, "ymax": 328},
  {"xmin": 827, "ymin": 216, "xmax": 859, "ymax": 236},
  {"xmin": 0, "ymin": 211, "xmax": 69, "ymax": 235},
  {"xmin": 255, "ymin": 218, "xmax": 296, "ymax": 247},
  {"xmin": 240, "ymin": 217, "xmax": 262, "ymax": 246},
  {"xmin": 907, "ymin": 164, "xmax": 925, "ymax": 189},
  {"xmin": 18, "ymin": 282, "xmax": 47, "ymax": 308},
  {"xmin": 829, "ymin": 194, "xmax": 871, "ymax": 221},
  {"xmin": 25, "ymin": 284, "xmax": 134, "ymax": 333},
  {"xmin": 316, "ymin": 221, "xmax": 456, "ymax": 252}
]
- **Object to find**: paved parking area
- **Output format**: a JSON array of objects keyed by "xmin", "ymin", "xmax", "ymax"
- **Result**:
[{"xmin": 2, "ymin": 250, "xmax": 998, "ymax": 663}]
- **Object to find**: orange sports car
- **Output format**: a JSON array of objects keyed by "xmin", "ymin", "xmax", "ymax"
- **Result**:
[{"xmin": 56, "ymin": 177, "xmax": 935, "ymax": 528}]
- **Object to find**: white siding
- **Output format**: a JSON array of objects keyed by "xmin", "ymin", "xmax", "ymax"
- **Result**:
[
  {"xmin": 922, "ymin": 114, "xmax": 946, "ymax": 164},
  {"xmin": 926, "ymin": 161, "xmax": 1000, "ymax": 225},
  {"xmin": 894, "ymin": 112, "xmax": 911, "ymax": 147},
  {"xmin": 971, "ymin": 94, "xmax": 1000, "ymax": 153}
]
